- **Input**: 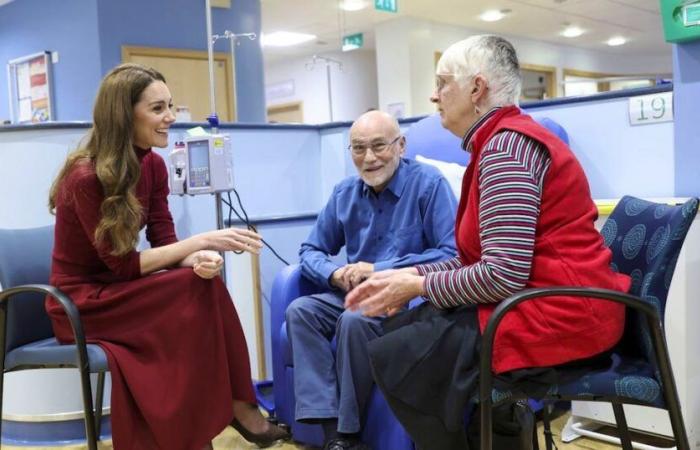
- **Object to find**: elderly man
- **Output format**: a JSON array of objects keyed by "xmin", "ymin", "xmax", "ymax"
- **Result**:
[{"xmin": 285, "ymin": 110, "xmax": 457, "ymax": 450}]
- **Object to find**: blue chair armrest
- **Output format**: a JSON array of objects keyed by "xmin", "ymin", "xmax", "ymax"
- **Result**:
[
  {"xmin": 269, "ymin": 264, "xmax": 324, "ymax": 417},
  {"xmin": 0, "ymin": 284, "xmax": 92, "ymax": 369},
  {"xmin": 270, "ymin": 264, "xmax": 324, "ymax": 352}
]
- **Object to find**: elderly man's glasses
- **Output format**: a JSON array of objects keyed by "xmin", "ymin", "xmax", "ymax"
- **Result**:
[{"xmin": 348, "ymin": 135, "xmax": 401, "ymax": 156}]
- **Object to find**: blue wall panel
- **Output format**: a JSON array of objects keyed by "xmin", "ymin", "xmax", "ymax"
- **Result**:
[
  {"xmin": 527, "ymin": 97, "xmax": 674, "ymax": 199},
  {"xmin": 672, "ymin": 41, "xmax": 700, "ymax": 197},
  {"xmin": 0, "ymin": 0, "xmax": 102, "ymax": 121}
]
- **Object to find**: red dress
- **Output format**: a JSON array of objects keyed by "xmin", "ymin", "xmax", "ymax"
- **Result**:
[{"xmin": 47, "ymin": 148, "xmax": 255, "ymax": 449}]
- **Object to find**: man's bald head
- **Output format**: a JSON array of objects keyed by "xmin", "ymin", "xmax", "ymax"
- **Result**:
[
  {"xmin": 348, "ymin": 110, "xmax": 405, "ymax": 193},
  {"xmin": 350, "ymin": 110, "xmax": 400, "ymax": 140}
]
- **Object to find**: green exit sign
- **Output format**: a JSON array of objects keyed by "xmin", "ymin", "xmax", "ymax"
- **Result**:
[
  {"xmin": 375, "ymin": 0, "xmax": 397, "ymax": 13},
  {"xmin": 342, "ymin": 33, "xmax": 364, "ymax": 51},
  {"xmin": 685, "ymin": 3, "xmax": 700, "ymax": 26}
]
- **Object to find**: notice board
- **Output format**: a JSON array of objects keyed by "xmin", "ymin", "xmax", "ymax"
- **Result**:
[{"xmin": 7, "ymin": 51, "xmax": 54, "ymax": 123}]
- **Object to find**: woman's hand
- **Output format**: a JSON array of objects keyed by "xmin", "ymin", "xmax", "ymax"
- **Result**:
[
  {"xmin": 202, "ymin": 227, "xmax": 263, "ymax": 254},
  {"xmin": 366, "ymin": 267, "xmax": 419, "ymax": 281},
  {"xmin": 185, "ymin": 250, "xmax": 223, "ymax": 279},
  {"xmin": 344, "ymin": 270, "xmax": 425, "ymax": 317}
]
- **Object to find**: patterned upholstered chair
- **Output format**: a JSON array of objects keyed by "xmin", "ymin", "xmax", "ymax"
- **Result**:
[{"xmin": 479, "ymin": 196, "xmax": 699, "ymax": 450}]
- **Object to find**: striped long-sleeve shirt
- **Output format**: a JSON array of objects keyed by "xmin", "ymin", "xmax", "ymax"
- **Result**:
[{"xmin": 416, "ymin": 112, "xmax": 552, "ymax": 308}]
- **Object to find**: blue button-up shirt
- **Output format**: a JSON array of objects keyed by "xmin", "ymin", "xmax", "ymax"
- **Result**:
[{"xmin": 300, "ymin": 158, "xmax": 458, "ymax": 290}]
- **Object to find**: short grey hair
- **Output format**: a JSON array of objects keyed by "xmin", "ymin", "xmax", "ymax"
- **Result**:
[{"xmin": 437, "ymin": 35, "xmax": 522, "ymax": 108}]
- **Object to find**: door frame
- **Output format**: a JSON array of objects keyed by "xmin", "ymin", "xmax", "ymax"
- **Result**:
[
  {"xmin": 520, "ymin": 63, "xmax": 557, "ymax": 99},
  {"xmin": 122, "ymin": 45, "xmax": 236, "ymax": 121}
]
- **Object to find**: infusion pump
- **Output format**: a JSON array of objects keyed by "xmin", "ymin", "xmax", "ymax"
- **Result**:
[{"xmin": 169, "ymin": 134, "xmax": 234, "ymax": 195}]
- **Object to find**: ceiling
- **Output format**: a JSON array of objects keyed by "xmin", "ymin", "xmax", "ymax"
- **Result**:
[{"xmin": 261, "ymin": 0, "xmax": 668, "ymax": 63}]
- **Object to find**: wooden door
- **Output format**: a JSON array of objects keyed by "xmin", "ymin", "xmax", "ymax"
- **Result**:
[
  {"xmin": 122, "ymin": 46, "xmax": 235, "ymax": 122},
  {"xmin": 267, "ymin": 101, "xmax": 303, "ymax": 123}
]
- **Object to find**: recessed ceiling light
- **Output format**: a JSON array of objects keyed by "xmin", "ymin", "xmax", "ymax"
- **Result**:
[
  {"xmin": 261, "ymin": 31, "xmax": 317, "ymax": 47},
  {"xmin": 606, "ymin": 36, "xmax": 627, "ymax": 46},
  {"xmin": 561, "ymin": 26, "xmax": 584, "ymax": 38},
  {"xmin": 479, "ymin": 9, "xmax": 510, "ymax": 22},
  {"xmin": 340, "ymin": 0, "xmax": 367, "ymax": 11}
]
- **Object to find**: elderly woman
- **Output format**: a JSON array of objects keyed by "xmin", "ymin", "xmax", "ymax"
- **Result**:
[{"xmin": 345, "ymin": 36, "xmax": 631, "ymax": 449}]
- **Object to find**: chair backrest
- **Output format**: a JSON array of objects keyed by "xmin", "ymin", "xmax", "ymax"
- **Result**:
[
  {"xmin": 535, "ymin": 117, "xmax": 569, "ymax": 145},
  {"xmin": 404, "ymin": 113, "xmax": 569, "ymax": 165},
  {"xmin": 404, "ymin": 113, "xmax": 468, "ymax": 165},
  {"xmin": 0, "ymin": 226, "xmax": 56, "ymax": 352},
  {"xmin": 600, "ymin": 196, "xmax": 699, "ymax": 360}
]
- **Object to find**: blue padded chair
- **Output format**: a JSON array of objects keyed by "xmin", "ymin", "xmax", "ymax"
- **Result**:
[
  {"xmin": 270, "ymin": 264, "xmax": 414, "ymax": 449},
  {"xmin": 0, "ymin": 226, "xmax": 109, "ymax": 449},
  {"xmin": 403, "ymin": 113, "xmax": 570, "ymax": 164},
  {"xmin": 404, "ymin": 113, "xmax": 469, "ymax": 165},
  {"xmin": 479, "ymin": 196, "xmax": 698, "ymax": 450}
]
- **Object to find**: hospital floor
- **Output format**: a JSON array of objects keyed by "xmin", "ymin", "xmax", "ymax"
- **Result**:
[{"xmin": 2, "ymin": 412, "xmax": 636, "ymax": 450}]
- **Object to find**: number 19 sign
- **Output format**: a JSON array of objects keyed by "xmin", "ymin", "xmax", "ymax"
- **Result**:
[{"xmin": 628, "ymin": 91, "xmax": 673, "ymax": 126}]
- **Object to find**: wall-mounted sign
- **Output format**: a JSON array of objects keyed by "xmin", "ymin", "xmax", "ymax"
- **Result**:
[
  {"xmin": 375, "ymin": 0, "xmax": 397, "ymax": 13},
  {"xmin": 387, "ymin": 102, "xmax": 405, "ymax": 119},
  {"xmin": 265, "ymin": 79, "xmax": 295, "ymax": 100},
  {"xmin": 684, "ymin": 3, "xmax": 700, "ymax": 26},
  {"xmin": 7, "ymin": 51, "xmax": 54, "ymax": 123},
  {"xmin": 342, "ymin": 33, "xmax": 364, "ymax": 52},
  {"xmin": 628, "ymin": 92, "xmax": 673, "ymax": 126},
  {"xmin": 661, "ymin": 0, "xmax": 700, "ymax": 43}
]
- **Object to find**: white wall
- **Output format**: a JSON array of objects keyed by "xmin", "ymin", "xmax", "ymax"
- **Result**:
[{"xmin": 265, "ymin": 49, "xmax": 379, "ymax": 124}]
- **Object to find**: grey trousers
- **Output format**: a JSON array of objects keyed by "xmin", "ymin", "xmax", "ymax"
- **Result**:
[{"xmin": 285, "ymin": 291, "xmax": 384, "ymax": 433}]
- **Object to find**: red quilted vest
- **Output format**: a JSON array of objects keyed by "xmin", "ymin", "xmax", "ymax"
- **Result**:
[{"xmin": 456, "ymin": 106, "xmax": 631, "ymax": 373}]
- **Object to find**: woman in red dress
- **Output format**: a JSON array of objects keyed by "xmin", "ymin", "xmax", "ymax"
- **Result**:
[{"xmin": 47, "ymin": 63, "xmax": 288, "ymax": 449}]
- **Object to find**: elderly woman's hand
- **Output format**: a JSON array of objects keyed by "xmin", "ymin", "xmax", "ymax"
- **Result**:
[{"xmin": 344, "ymin": 270, "xmax": 425, "ymax": 317}]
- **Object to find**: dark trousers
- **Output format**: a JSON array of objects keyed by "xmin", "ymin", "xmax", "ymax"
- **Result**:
[{"xmin": 367, "ymin": 303, "xmax": 534, "ymax": 450}]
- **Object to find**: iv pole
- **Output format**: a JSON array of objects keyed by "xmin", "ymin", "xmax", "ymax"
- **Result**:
[
  {"xmin": 203, "ymin": 1, "xmax": 266, "ymax": 380},
  {"xmin": 212, "ymin": 31, "xmax": 257, "ymax": 91},
  {"xmin": 306, "ymin": 55, "xmax": 343, "ymax": 122},
  {"xmin": 203, "ymin": 0, "xmax": 229, "ymax": 284},
  {"xmin": 203, "ymin": 2, "xmax": 258, "ymax": 283}
]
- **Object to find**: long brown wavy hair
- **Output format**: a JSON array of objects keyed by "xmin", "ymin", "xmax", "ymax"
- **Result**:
[{"xmin": 49, "ymin": 63, "xmax": 166, "ymax": 256}]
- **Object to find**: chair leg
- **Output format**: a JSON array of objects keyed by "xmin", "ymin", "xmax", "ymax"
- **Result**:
[
  {"xmin": 94, "ymin": 372, "xmax": 106, "ymax": 439},
  {"xmin": 667, "ymin": 406, "xmax": 691, "ymax": 450},
  {"xmin": 532, "ymin": 414, "xmax": 540, "ymax": 450},
  {"xmin": 78, "ymin": 364, "xmax": 98, "ymax": 450},
  {"xmin": 0, "ymin": 372, "xmax": 4, "ymax": 449},
  {"xmin": 611, "ymin": 403, "xmax": 633, "ymax": 450},
  {"xmin": 541, "ymin": 403, "xmax": 554, "ymax": 450},
  {"xmin": 1, "ymin": 303, "xmax": 6, "ymax": 448}
]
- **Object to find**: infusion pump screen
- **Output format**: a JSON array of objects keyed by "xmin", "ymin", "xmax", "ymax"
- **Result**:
[{"xmin": 188, "ymin": 140, "xmax": 211, "ymax": 188}]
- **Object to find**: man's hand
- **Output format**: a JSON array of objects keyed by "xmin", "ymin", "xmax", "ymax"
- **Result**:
[
  {"xmin": 330, "ymin": 266, "xmax": 352, "ymax": 292},
  {"xmin": 341, "ymin": 262, "xmax": 374, "ymax": 290}
]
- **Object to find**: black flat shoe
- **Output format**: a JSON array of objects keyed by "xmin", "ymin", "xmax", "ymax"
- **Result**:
[{"xmin": 230, "ymin": 417, "xmax": 290, "ymax": 448}]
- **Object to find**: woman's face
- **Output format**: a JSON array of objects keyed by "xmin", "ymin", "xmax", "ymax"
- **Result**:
[
  {"xmin": 132, "ymin": 80, "xmax": 175, "ymax": 149},
  {"xmin": 430, "ymin": 74, "xmax": 477, "ymax": 137}
]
